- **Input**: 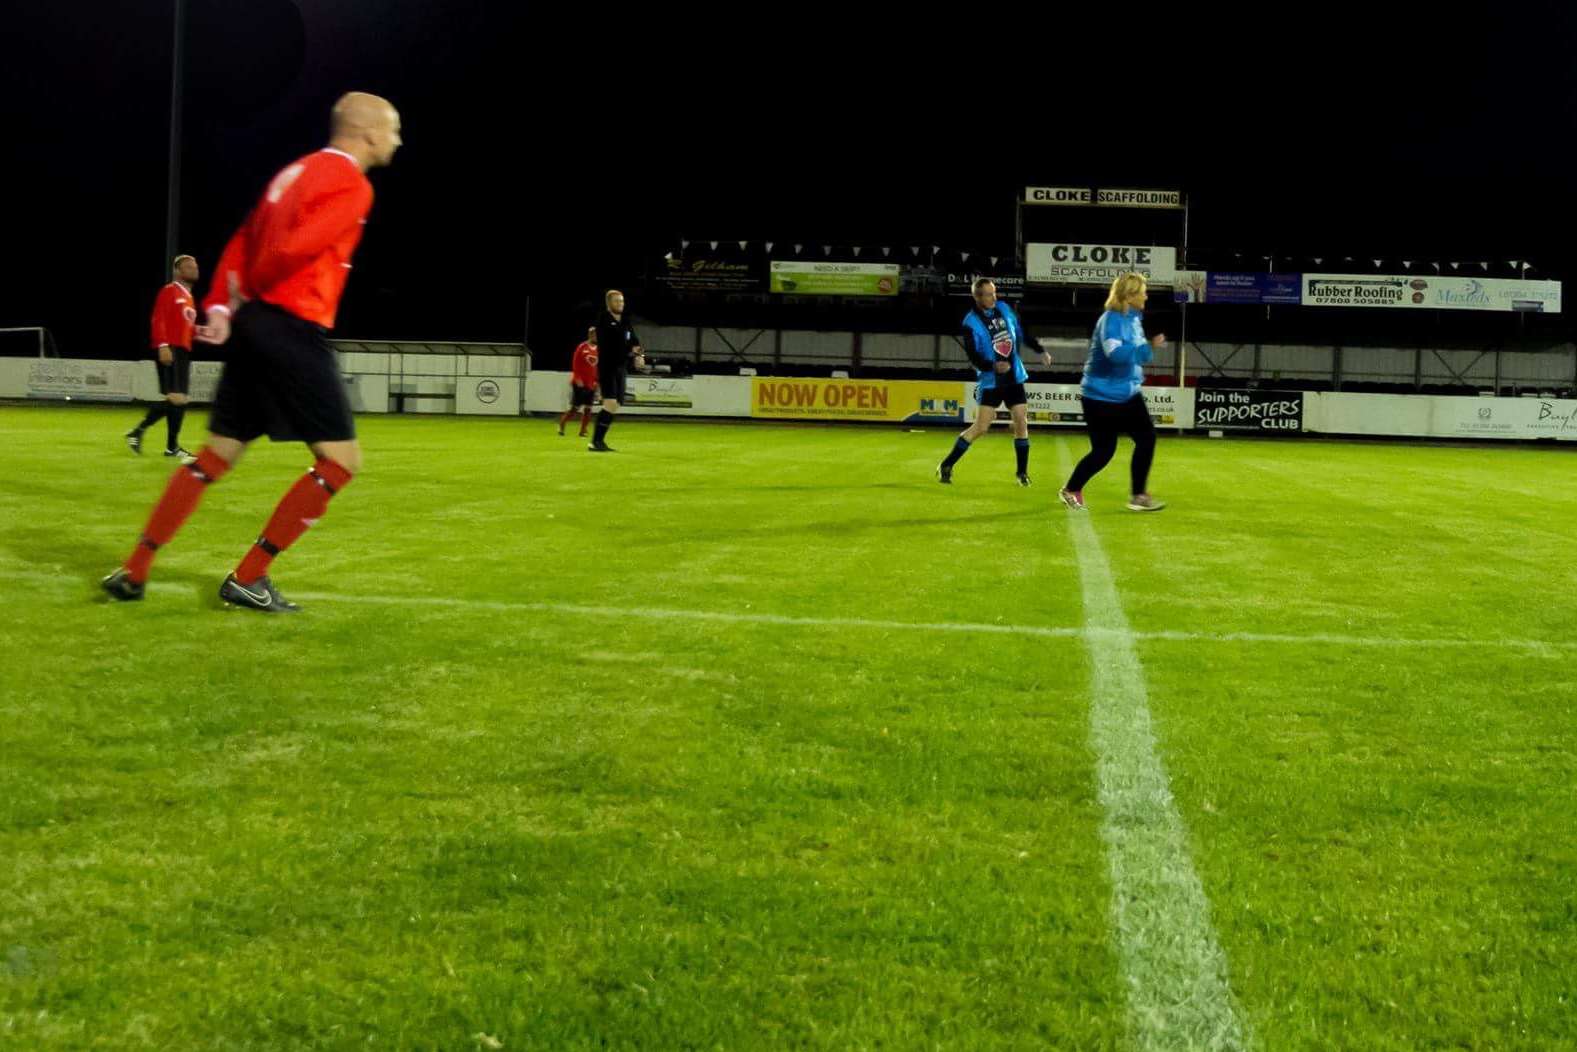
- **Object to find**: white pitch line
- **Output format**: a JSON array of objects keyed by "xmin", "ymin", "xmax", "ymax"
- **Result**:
[
  {"xmin": 26, "ymin": 572, "xmax": 1565, "ymax": 654},
  {"xmin": 1055, "ymin": 438, "xmax": 1252, "ymax": 1051},
  {"xmin": 287, "ymin": 591, "xmax": 1087, "ymax": 640},
  {"xmin": 1134, "ymin": 627, "xmax": 1570, "ymax": 655},
  {"xmin": 281, "ymin": 592, "xmax": 1574, "ymax": 655}
]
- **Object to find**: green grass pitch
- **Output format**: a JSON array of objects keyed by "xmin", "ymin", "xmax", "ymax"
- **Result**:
[{"xmin": 2, "ymin": 405, "xmax": 1574, "ymax": 1049}]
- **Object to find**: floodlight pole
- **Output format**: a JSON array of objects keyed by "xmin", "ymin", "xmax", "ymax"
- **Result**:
[
  {"xmin": 1014, "ymin": 189, "xmax": 1023, "ymax": 270},
  {"xmin": 1178, "ymin": 193, "xmax": 1190, "ymax": 432},
  {"xmin": 163, "ymin": 0, "xmax": 188, "ymax": 279}
]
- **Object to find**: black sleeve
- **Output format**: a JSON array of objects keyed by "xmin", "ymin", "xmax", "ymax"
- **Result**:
[
  {"xmin": 960, "ymin": 321, "xmax": 994, "ymax": 371},
  {"xmin": 593, "ymin": 314, "xmax": 618, "ymax": 362},
  {"xmin": 626, "ymin": 322, "xmax": 642, "ymax": 351},
  {"xmin": 1012, "ymin": 303, "xmax": 1044, "ymax": 356}
]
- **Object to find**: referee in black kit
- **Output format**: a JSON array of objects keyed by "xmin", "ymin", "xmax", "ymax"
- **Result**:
[{"xmin": 588, "ymin": 289, "xmax": 645, "ymax": 452}]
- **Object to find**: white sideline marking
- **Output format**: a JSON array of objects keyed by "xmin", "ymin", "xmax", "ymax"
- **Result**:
[
  {"xmin": 290, "ymin": 591, "xmax": 1086, "ymax": 638},
  {"xmin": 44, "ymin": 574, "xmax": 1568, "ymax": 654},
  {"xmin": 1056, "ymin": 439, "xmax": 1252, "ymax": 1050},
  {"xmin": 280, "ymin": 592, "xmax": 1573, "ymax": 655}
]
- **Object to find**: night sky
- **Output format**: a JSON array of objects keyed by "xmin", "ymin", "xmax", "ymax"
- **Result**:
[{"xmin": 5, "ymin": 2, "xmax": 1573, "ymax": 358}]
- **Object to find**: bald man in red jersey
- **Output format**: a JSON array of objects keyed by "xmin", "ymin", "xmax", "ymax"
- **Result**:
[
  {"xmin": 103, "ymin": 92, "xmax": 403, "ymax": 612},
  {"xmin": 125, "ymin": 253, "xmax": 200, "ymax": 459}
]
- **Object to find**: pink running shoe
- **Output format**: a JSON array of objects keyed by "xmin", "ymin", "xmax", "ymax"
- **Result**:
[
  {"xmin": 1126, "ymin": 493, "xmax": 1167, "ymax": 512},
  {"xmin": 1058, "ymin": 488, "xmax": 1086, "ymax": 510}
]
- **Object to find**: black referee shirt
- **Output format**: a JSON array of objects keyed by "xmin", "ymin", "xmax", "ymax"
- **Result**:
[{"xmin": 594, "ymin": 310, "xmax": 641, "ymax": 372}]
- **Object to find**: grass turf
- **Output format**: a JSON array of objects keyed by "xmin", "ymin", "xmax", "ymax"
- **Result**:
[{"xmin": 1, "ymin": 405, "xmax": 1573, "ymax": 1049}]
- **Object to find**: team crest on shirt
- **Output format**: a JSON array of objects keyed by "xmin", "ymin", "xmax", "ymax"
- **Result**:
[
  {"xmin": 987, "ymin": 314, "xmax": 1015, "ymax": 358},
  {"xmin": 182, "ymin": 307, "xmax": 197, "ymax": 323}
]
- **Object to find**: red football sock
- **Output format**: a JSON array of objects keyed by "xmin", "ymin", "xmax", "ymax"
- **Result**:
[
  {"xmin": 123, "ymin": 447, "xmax": 230, "ymax": 583},
  {"xmin": 579, "ymin": 407, "xmax": 592, "ymax": 435},
  {"xmin": 558, "ymin": 408, "xmax": 574, "ymax": 430},
  {"xmin": 234, "ymin": 458, "xmax": 353, "ymax": 585}
]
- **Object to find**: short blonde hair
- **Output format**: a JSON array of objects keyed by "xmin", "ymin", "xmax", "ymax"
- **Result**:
[{"xmin": 1104, "ymin": 271, "xmax": 1147, "ymax": 311}]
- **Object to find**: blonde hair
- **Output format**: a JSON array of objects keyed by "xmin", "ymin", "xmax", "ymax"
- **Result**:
[{"xmin": 1104, "ymin": 271, "xmax": 1147, "ymax": 311}]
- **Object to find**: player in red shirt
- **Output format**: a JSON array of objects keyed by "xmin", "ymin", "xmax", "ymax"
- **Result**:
[
  {"xmin": 125, "ymin": 254, "xmax": 200, "ymax": 459},
  {"xmin": 558, "ymin": 325, "xmax": 600, "ymax": 436},
  {"xmin": 103, "ymin": 93, "xmax": 402, "ymax": 612}
]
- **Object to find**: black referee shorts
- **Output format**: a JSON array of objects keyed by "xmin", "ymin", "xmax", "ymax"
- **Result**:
[
  {"xmin": 209, "ymin": 301, "xmax": 356, "ymax": 444},
  {"xmin": 570, "ymin": 384, "xmax": 596, "ymax": 408},
  {"xmin": 597, "ymin": 361, "xmax": 627, "ymax": 405},
  {"xmin": 155, "ymin": 351, "xmax": 192, "ymax": 396}
]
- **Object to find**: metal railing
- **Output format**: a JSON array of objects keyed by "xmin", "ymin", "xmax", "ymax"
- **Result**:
[
  {"xmin": 0, "ymin": 327, "xmax": 58, "ymax": 358},
  {"xmin": 331, "ymin": 339, "xmax": 530, "ymax": 414}
]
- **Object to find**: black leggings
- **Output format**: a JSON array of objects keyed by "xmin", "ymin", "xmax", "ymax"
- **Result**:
[{"xmin": 1065, "ymin": 394, "xmax": 1156, "ymax": 495}]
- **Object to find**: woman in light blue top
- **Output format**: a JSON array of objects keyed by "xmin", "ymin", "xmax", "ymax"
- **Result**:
[{"xmin": 1059, "ymin": 271, "xmax": 1167, "ymax": 511}]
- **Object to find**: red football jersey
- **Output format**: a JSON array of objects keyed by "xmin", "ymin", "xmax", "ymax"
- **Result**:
[
  {"xmin": 150, "ymin": 281, "xmax": 196, "ymax": 350},
  {"xmin": 203, "ymin": 148, "xmax": 374, "ymax": 329},
  {"xmin": 571, "ymin": 342, "xmax": 599, "ymax": 388}
]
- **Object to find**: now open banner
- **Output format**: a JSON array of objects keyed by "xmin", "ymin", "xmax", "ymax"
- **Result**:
[{"xmin": 751, "ymin": 378, "xmax": 966, "ymax": 423}]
